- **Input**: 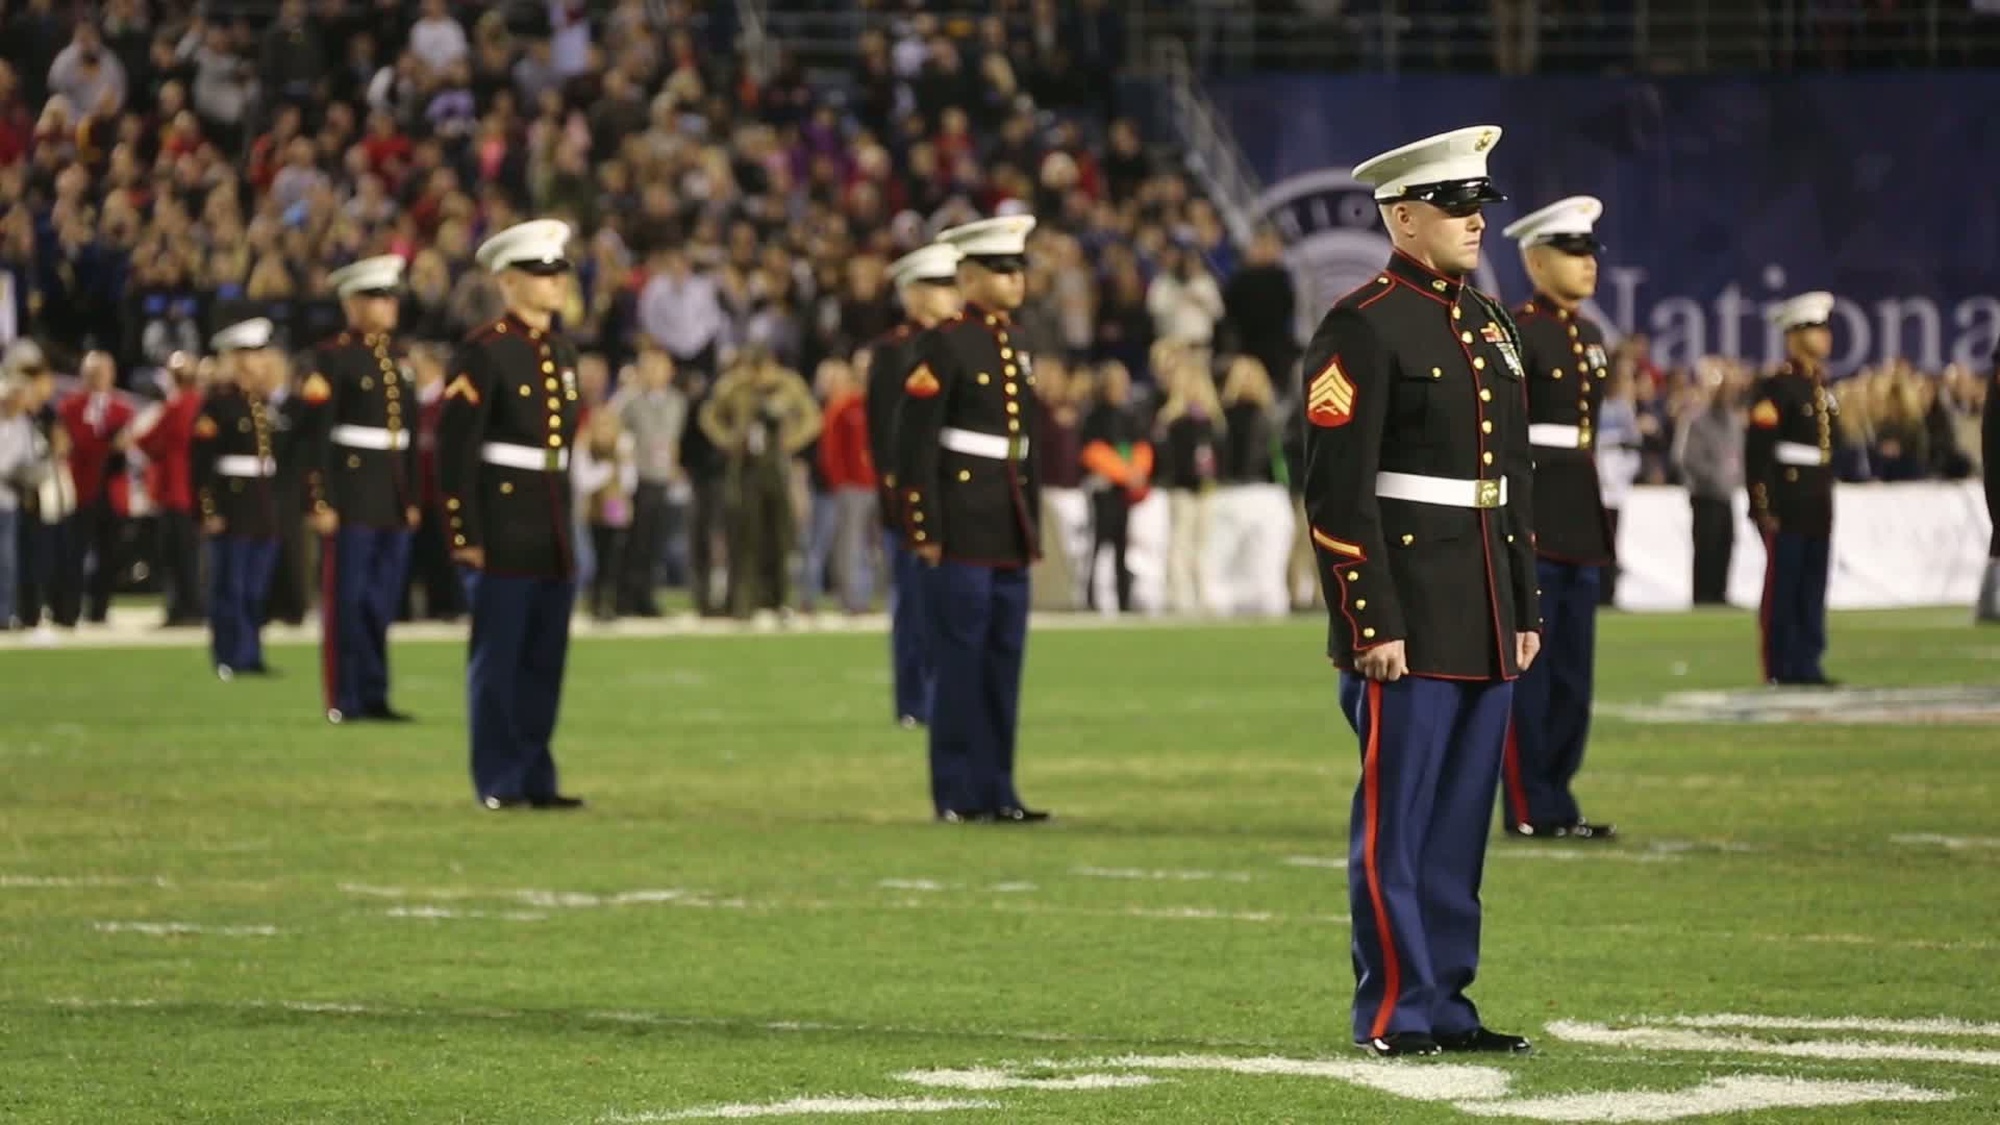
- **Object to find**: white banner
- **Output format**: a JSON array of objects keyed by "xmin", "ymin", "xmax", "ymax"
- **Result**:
[{"xmin": 1613, "ymin": 482, "xmax": 1993, "ymax": 611}]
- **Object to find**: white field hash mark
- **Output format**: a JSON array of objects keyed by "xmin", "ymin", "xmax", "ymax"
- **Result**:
[
  {"xmin": 1072, "ymin": 867, "xmax": 1255, "ymax": 883},
  {"xmin": 1550, "ymin": 1021, "xmax": 2000, "ymax": 1067},
  {"xmin": 1655, "ymin": 1013, "xmax": 2000, "ymax": 1037},
  {"xmin": 2, "ymin": 874, "xmax": 172, "ymax": 888},
  {"xmin": 601, "ymin": 1097, "xmax": 1001, "ymax": 1121},
  {"xmin": 93, "ymin": 922, "xmax": 280, "ymax": 937},
  {"xmin": 1453, "ymin": 1076, "xmax": 1953, "ymax": 1122},
  {"xmin": 1892, "ymin": 833, "xmax": 2000, "ymax": 850}
]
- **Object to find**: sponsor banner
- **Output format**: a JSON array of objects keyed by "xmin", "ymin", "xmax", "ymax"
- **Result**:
[
  {"xmin": 1216, "ymin": 75, "xmax": 2000, "ymax": 373},
  {"xmin": 1613, "ymin": 482, "xmax": 1992, "ymax": 611}
]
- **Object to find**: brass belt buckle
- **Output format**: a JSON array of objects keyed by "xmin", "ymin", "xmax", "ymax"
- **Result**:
[
  {"xmin": 1475, "ymin": 479, "xmax": 1501, "ymax": 508},
  {"xmin": 546, "ymin": 450, "xmax": 563, "ymax": 472},
  {"xmin": 1009, "ymin": 437, "xmax": 1027, "ymax": 461}
]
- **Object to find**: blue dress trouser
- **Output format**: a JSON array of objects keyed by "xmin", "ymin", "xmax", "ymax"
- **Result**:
[
  {"xmin": 884, "ymin": 530, "xmax": 934, "ymax": 724},
  {"xmin": 1760, "ymin": 530, "xmax": 1830, "ymax": 683},
  {"xmin": 1340, "ymin": 672, "xmax": 1512, "ymax": 1044},
  {"xmin": 461, "ymin": 568, "xmax": 574, "ymax": 802},
  {"xmin": 320, "ymin": 526, "xmax": 413, "ymax": 716},
  {"xmin": 1503, "ymin": 559, "xmax": 1598, "ymax": 828},
  {"xmin": 922, "ymin": 560, "xmax": 1029, "ymax": 815},
  {"xmin": 208, "ymin": 536, "xmax": 278, "ymax": 672}
]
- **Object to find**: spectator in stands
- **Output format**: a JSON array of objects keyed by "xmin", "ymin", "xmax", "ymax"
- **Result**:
[
  {"xmin": 1872, "ymin": 369, "xmax": 1931, "ymax": 482},
  {"xmin": 1080, "ymin": 361, "xmax": 1150, "ymax": 614},
  {"xmin": 640, "ymin": 244, "xmax": 727, "ymax": 380},
  {"xmin": 574, "ymin": 406, "xmax": 636, "ymax": 623},
  {"xmin": 14, "ymin": 346, "xmax": 69, "ymax": 637},
  {"xmin": 0, "ymin": 371, "xmax": 45, "ymax": 629},
  {"xmin": 133, "ymin": 350, "xmax": 205, "ymax": 627},
  {"xmin": 700, "ymin": 347, "xmax": 818, "ymax": 620},
  {"xmin": 1031, "ymin": 357, "xmax": 1088, "ymax": 610},
  {"xmin": 1147, "ymin": 243, "xmax": 1226, "ymax": 350},
  {"xmin": 812, "ymin": 356, "xmax": 877, "ymax": 616},
  {"xmin": 1221, "ymin": 228, "xmax": 1298, "ymax": 391},
  {"xmin": 1155, "ymin": 346, "xmax": 1221, "ymax": 615},
  {"xmin": 1596, "ymin": 366, "xmax": 1643, "ymax": 607},
  {"xmin": 1209, "ymin": 355, "xmax": 1292, "ymax": 617},
  {"xmin": 617, "ymin": 348, "xmax": 685, "ymax": 618},
  {"xmin": 1672, "ymin": 360, "xmax": 1745, "ymax": 606},
  {"xmin": 56, "ymin": 350, "xmax": 133, "ymax": 625}
]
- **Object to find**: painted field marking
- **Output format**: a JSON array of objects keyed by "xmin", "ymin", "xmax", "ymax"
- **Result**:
[
  {"xmin": 1653, "ymin": 1014, "xmax": 2000, "ymax": 1037},
  {"xmin": 92, "ymin": 922, "xmax": 280, "ymax": 937},
  {"xmin": 384, "ymin": 906, "xmax": 547, "ymax": 922},
  {"xmin": 601, "ymin": 1096, "xmax": 1001, "ymax": 1121},
  {"xmin": 878, "ymin": 879, "xmax": 949, "ymax": 892},
  {"xmin": 1083, "ymin": 1054, "xmax": 1514, "ymax": 1102},
  {"xmin": 988, "ymin": 882, "xmax": 1037, "ymax": 893},
  {"xmin": 1549, "ymin": 1021, "xmax": 2000, "ymax": 1067},
  {"xmin": 1892, "ymin": 833, "xmax": 2000, "ymax": 851},
  {"xmin": 896, "ymin": 1068, "xmax": 1155, "ymax": 1092},
  {"xmin": 2, "ymin": 874, "xmax": 172, "ymax": 888},
  {"xmin": 1072, "ymin": 867, "xmax": 1255, "ymax": 883},
  {"xmin": 1454, "ymin": 1075, "xmax": 1953, "ymax": 1122}
]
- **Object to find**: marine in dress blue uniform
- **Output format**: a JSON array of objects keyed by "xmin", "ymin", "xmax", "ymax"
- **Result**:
[
  {"xmin": 1746, "ymin": 291, "xmax": 1839, "ymax": 686},
  {"xmin": 893, "ymin": 215, "xmax": 1050, "ymax": 824},
  {"xmin": 1498, "ymin": 198, "xmax": 1619, "ymax": 841},
  {"xmin": 436, "ymin": 220, "xmax": 586, "ymax": 811},
  {"xmin": 867, "ymin": 240, "xmax": 963, "ymax": 728},
  {"xmin": 193, "ymin": 318, "xmax": 288, "ymax": 680},
  {"xmin": 1301, "ymin": 127, "xmax": 1538, "ymax": 1058},
  {"xmin": 304, "ymin": 255, "xmax": 422, "ymax": 724}
]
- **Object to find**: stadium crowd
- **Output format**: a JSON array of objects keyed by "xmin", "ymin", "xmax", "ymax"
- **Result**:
[{"xmin": 0, "ymin": 0, "xmax": 1987, "ymax": 637}]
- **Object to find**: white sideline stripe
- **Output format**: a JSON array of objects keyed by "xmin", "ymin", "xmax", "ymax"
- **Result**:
[
  {"xmin": 1454, "ymin": 1075, "xmax": 1951, "ymax": 1122},
  {"xmin": 1653, "ymin": 1013, "xmax": 2000, "ymax": 1037},
  {"xmin": 1892, "ymin": 833, "xmax": 2000, "ymax": 850},
  {"xmin": 896, "ymin": 1067, "xmax": 1155, "ymax": 1091},
  {"xmin": 1547, "ymin": 1021, "xmax": 2000, "ymax": 1067},
  {"xmin": 93, "ymin": 921, "xmax": 280, "ymax": 937},
  {"xmin": 878, "ymin": 879, "xmax": 947, "ymax": 892},
  {"xmin": 385, "ymin": 906, "xmax": 547, "ymax": 922},
  {"xmin": 2, "ymin": 875, "xmax": 171, "ymax": 888},
  {"xmin": 1073, "ymin": 867, "xmax": 1254, "ymax": 883},
  {"xmin": 602, "ymin": 1097, "xmax": 1000, "ymax": 1121},
  {"xmin": 1280, "ymin": 855, "xmax": 1346, "ymax": 869},
  {"xmin": 0, "ymin": 605, "xmax": 1299, "ymax": 652},
  {"xmin": 1087, "ymin": 1054, "xmax": 1514, "ymax": 1102},
  {"xmin": 989, "ymin": 882, "xmax": 1037, "ymax": 893}
]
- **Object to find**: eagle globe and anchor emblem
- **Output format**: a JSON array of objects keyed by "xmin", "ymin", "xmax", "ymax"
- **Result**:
[{"xmin": 1252, "ymin": 169, "xmax": 1622, "ymax": 356}]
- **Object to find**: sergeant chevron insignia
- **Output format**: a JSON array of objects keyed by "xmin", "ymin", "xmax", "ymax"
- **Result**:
[
  {"xmin": 301, "ymin": 373, "xmax": 332, "ymax": 405},
  {"xmin": 905, "ymin": 364, "xmax": 941, "ymax": 399},
  {"xmin": 1750, "ymin": 400, "xmax": 1779, "ymax": 428},
  {"xmin": 1307, "ymin": 357, "xmax": 1356, "ymax": 428},
  {"xmin": 444, "ymin": 374, "xmax": 481, "ymax": 405}
]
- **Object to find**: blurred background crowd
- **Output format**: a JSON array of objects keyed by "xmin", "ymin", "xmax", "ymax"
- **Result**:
[{"xmin": 0, "ymin": 0, "xmax": 1989, "ymax": 638}]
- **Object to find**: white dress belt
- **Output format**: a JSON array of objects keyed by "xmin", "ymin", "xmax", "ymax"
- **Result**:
[
  {"xmin": 1775, "ymin": 441, "xmax": 1828, "ymax": 467},
  {"xmin": 941, "ymin": 426, "xmax": 1029, "ymax": 460},
  {"xmin": 1375, "ymin": 470, "xmax": 1508, "ymax": 509},
  {"xmin": 215, "ymin": 454, "xmax": 277, "ymax": 478},
  {"xmin": 481, "ymin": 441, "xmax": 570, "ymax": 472},
  {"xmin": 1528, "ymin": 423, "xmax": 1583, "ymax": 449},
  {"xmin": 331, "ymin": 423, "xmax": 410, "ymax": 451}
]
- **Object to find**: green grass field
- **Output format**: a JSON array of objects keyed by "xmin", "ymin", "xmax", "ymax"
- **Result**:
[{"xmin": 2, "ymin": 609, "xmax": 1997, "ymax": 1123}]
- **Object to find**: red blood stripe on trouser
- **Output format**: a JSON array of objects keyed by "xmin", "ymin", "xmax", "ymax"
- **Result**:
[{"xmin": 1360, "ymin": 679, "xmax": 1402, "ymax": 1041}]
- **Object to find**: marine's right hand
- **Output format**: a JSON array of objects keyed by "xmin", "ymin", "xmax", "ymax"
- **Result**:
[
  {"xmin": 310, "ymin": 508, "xmax": 338, "ymax": 536},
  {"xmin": 202, "ymin": 515, "xmax": 226, "ymax": 536},
  {"xmin": 914, "ymin": 543, "xmax": 942, "ymax": 566},
  {"xmin": 1355, "ymin": 639, "xmax": 1408, "ymax": 683},
  {"xmin": 452, "ymin": 546, "xmax": 487, "ymax": 569}
]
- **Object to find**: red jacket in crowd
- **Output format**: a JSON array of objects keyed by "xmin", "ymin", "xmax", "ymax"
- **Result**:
[
  {"xmin": 58, "ymin": 389, "xmax": 135, "ymax": 512},
  {"xmin": 136, "ymin": 389, "xmax": 204, "ymax": 514},
  {"xmin": 818, "ymin": 391, "xmax": 876, "ymax": 490}
]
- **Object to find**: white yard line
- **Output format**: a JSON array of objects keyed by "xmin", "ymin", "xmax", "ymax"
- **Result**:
[
  {"xmin": 1891, "ymin": 833, "xmax": 2000, "ymax": 850},
  {"xmin": 1072, "ymin": 867, "xmax": 1254, "ymax": 883},
  {"xmin": 1454, "ymin": 1075, "xmax": 1952, "ymax": 1122},
  {"xmin": 1646, "ymin": 1013, "xmax": 2000, "ymax": 1037},
  {"xmin": 896, "ymin": 1068, "xmax": 1155, "ymax": 1091},
  {"xmin": 1084, "ymin": 1054, "xmax": 1515, "ymax": 1102},
  {"xmin": 1548, "ymin": 1021, "xmax": 2000, "ymax": 1067},
  {"xmin": 1, "ymin": 875, "xmax": 171, "ymax": 888},
  {"xmin": 600, "ymin": 1097, "xmax": 1001, "ymax": 1121},
  {"xmin": 92, "ymin": 921, "xmax": 280, "ymax": 937}
]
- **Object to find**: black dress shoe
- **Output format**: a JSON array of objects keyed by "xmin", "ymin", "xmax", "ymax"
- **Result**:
[
  {"xmin": 528, "ymin": 794, "xmax": 586, "ymax": 810},
  {"xmin": 936, "ymin": 810, "xmax": 994, "ymax": 824},
  {"xmin": 993, "ymin": 806, "xmax": 1052, "ymax": 824},
  {"xmin": 898, "ymin": 714, "xmax": 924, "ymax": 730},
  {"xmin": 1510, "ymin": 821, "xmax": 1569, "ymax": 839},
  {"xmin": 361, "ymin": 706, "xmax": 415, "ymax": 722},
  {"xmin": 481, "ymin": 795, "xmax": 531, "ymax": 810},
  {"xmin": 1436, "ymin": 1027, "xmax": 1533, "ymax": 1054},
  {"xmin": 1357, "ymin": 1033, "xmax": 1441, "ymax": 1058},
  {"xmin": 1568, "ymin": 819, "xmax": 1618, "ymax": 841}
]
